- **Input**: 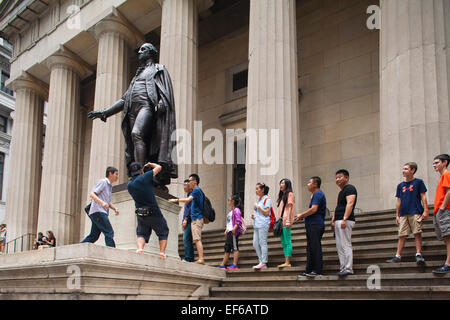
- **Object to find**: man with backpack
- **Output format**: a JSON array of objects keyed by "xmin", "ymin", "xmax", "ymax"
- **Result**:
[{"xmin": 170, "ymin": 174, "xmax": 205, "ymax": 264}]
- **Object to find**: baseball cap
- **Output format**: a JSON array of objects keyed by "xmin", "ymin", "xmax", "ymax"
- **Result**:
[{"xmin": 129, "ymin": 162, "xmax": 142, "ymax": 177}]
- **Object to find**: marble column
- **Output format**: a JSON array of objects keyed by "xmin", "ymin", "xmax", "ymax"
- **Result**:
[
  {"xmin": 83, "ymin": 15, "xmax": 143, "ymax": 237},
  {"xmin": 159, "ymin": 0, "xmax": 199, "ymax": 200},
  {"xmin": 37, "ymin": 49, "xmax": 90, "ymax": 245},
  {"xmin": 5, "ymin": 73, "xmax": 47, "ymax": 251},
  {"xmin": 244, "ymin": 0, "xmax": 301, "ymax": 221},
  {"xmin": 380, "ymin": 0, "xmax": 450, "ymax": 209}
]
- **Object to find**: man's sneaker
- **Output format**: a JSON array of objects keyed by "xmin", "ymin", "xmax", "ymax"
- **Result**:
[
  {"xmin": 305, "ymin": 271, "xmax": 319, "ymax": 278},
  {"xmin": 136, "ymin": 249, "xmax": 143, "ymax": 254},
  {"xmin": 337, "ymin": 270, "xmax": 353, "ymax": 276},
  {"xmin": 386, "ymin": 255, "xmax": 401, "ymax": 263},
  {"xmin": 432, "ymin": 264, "xmax": 450, "ymax": 274},
  {"xmin": 415, "ymin": 254, "xmax": 425, "ymax": 264},
  {"xmin": 217, "ymin": 265, "xmax": 227, "ymax": 269},
  {"xmin": 159, "ymin": 252, "xmax": 167, "ymax": 259},
  {"xmin": 227, "ymin": 264, "xmax": 239, "ymax": 270}
]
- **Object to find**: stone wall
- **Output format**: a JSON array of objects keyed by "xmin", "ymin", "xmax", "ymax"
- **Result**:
[
  {"xmin": 297, "ymin": 0, "xmax": 380, "ymax": 212},
  {"xmin": 196, "ymin": 28, "xmax": 249, "ymax": 231}
]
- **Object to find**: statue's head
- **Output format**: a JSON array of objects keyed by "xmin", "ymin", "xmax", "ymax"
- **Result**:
[{"xmin": 138, "ymin": 43, "xmax": 158, "ymax": 63}]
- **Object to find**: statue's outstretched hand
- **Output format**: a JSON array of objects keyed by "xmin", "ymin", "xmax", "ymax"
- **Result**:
[{"xmin": 88, "ymin": 110, "xmax": 107, "ymax": 122}]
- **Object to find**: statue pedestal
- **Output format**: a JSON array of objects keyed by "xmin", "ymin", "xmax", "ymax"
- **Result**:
[{"xmin": 103, "ymin": 189, "xmax": 181, "ymax": 259}]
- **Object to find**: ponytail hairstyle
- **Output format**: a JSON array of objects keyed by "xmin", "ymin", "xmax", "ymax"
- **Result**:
[
  {"xmin": 277, "ymin": 178, "xmax": 293, "ymax": 207},
  {"xmin": 256, "ymin": 182, "xmax": 270, "ymax": 195},
  {"xmin": 231, "ymin": 194, "xmax": 244, "ymax": 218}
]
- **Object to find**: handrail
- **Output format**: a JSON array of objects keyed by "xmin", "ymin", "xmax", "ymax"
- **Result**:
[{"xmin": 5, "ymin": 233, "xmax": 36, "ymax": 254}]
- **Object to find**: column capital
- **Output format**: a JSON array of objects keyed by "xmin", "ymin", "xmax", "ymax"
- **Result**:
[
  {"xmin": 7, "ymin": 72, "xmax": 49, "ymax": 100},
  {"xmin": 45, "ymin": 46, "xmax": 94, "ymax": 79},
  {"xmin": 92, "ymin": 7, "xmax": 144, "ymax": 48}
]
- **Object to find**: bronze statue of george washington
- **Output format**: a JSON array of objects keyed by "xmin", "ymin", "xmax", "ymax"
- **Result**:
[{"xmin": 88, "ymin": 43, "xmax": 177, "ymax": 191}]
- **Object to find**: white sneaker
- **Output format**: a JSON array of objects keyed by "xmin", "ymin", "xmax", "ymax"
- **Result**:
[{"xmin": 253, "ymin": 263, "xmax": 267, "ymax": 270}]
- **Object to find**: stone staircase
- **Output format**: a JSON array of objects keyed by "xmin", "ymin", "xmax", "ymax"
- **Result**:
[{"xmin": 178, "ymin": 209, "xmax": 450, "ymax": 299}]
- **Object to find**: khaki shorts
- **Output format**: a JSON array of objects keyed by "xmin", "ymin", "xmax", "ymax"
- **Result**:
[
  {"xmin": 191, "ymin": 219, "xmax": 204, "ymax": 242},
  {"xmin": 399, "ymin": 214, "xmax": 422, "ymax": 237}
]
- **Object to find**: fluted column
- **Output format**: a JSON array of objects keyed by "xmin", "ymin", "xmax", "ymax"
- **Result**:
[
  {"xmin": 83, "ymin": 15, "xmax": 143, "ymax": 237},
  {"xmin": 244, "ymin": 0, "xmax": 301, "ymax": 221},
  {"xmin": 380, "ymin": 0, "xmax": 450, "ymax": 209},
  {"xmin": 159, "ymin": 0, "xmax": 198, "ymax": 199},
  {"xmin": 5, "ymin": 73, "xmax": 47, "ymax": 250},
  {"xmin": 37, "ymin": 49, "xmax": 90, "ymax": 245}
]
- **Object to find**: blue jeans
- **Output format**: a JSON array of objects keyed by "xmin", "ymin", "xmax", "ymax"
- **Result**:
[
  {"xmin": 253, "ymin": 225, "xmax": 269, "ymax": 264},
  {"xmin": 183, "ymin": 221, "xmax": 194, "ymax": 262},
  {"xmin": 81, "ymin": 212, "xmax": 116, "ymax": 247}
]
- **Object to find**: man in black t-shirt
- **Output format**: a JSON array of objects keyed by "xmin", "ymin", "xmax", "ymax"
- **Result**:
[{"xmin": 332, "ymin": 169, "xmax": 357, "ymax": 276}]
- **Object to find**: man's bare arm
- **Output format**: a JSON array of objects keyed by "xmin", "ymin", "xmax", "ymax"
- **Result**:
[
  {"xmin": 440, "ymin": 187, "xmax": 450, "ymax": 210},
  {"xmin": 90, "ymin": 192, "xmax": 108, "ymax": 209}
]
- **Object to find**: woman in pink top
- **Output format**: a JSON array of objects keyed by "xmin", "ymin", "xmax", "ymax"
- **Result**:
[{"xmin": 277, "ymin": 178, "xmax": 295, "ymax": 268}]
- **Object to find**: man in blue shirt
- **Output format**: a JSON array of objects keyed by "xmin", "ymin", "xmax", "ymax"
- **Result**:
[
  {"xmin": 387, "ymin": 162, "xmax": 429, "ymax": 264},
  {"xmin": 295, "ymin": 176, "xmax": 326, "ymax": 277},
  {"xmin": 181, "ymin": 179, "xmax": 194, "ymax": 262},
  {"xmin": 169, "ymin": 173, "xmax": 205, "ymax": 264},
  {"xmin": 127, "ymin": 162, "xmax": 169, "ymax": 258}
]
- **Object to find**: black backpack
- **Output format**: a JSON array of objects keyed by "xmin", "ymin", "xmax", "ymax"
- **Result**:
[{"xmin": 200, "ymin": 189, "xmax": 215, "ymax": 224}]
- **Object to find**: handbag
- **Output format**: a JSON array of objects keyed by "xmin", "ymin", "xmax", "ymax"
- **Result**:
[
  {"xmin": 84, "ymin": 203, "xmax": 91, "ymax": 215},
  {"xmin": 273, "ymin": 218, "xmax": 283, "ymax": 237},
  {"xmin": 273, "ymin": 196, "xmax": 288, "ymax": 236}
]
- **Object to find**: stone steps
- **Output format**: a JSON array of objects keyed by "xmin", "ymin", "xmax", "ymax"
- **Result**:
[
  {"xmin": 225, "ymin": 261, "xmax": 443, "ymax": 276},
  {"xmin": 195, "ymin": 232, "xmax": 441, "ymax": 256},
  {"xmin": 177, "ymin": 208, "xmax": 448, "ymax": 299},
  {"xmin": 206, "ymin": 250, "xmax": 446, "ymax": 269},
  {"xmin": 208, "ymin": 285, "xmax": 450, "ymax": 300},
  {"xmin": 179, "ymin": 217, "xmax": 435, "ymax": 247},
  {"xmin": 221, "ymin": 273, "xmax": 450, "ymax": 287}
]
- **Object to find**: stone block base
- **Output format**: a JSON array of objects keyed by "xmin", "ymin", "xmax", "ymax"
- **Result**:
[{"xmin": 0, "ymin": 243, "xmax": 225, "ymax": 300}]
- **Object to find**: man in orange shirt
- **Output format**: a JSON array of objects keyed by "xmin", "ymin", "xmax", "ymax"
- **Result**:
[{"xmin": 432, "ymin": 154, "xmax": 450, "ymax": 274}]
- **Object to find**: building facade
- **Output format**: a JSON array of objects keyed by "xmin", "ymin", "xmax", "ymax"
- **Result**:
[
  {"xmin": 0, "ymin": 0, "xmax": 448, "ymax": 247},
  {"xmin": 0, "ymin": 37, "xmax": 14, "ymax": 225}
]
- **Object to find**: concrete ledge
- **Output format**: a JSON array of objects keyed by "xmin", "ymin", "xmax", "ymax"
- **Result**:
[{"xmin": 0, "ymin": 243, "xmax": 225, "ymax": 300}]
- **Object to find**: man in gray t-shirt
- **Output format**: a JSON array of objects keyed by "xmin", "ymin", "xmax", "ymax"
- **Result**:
[{"xmin": 81, "ymin": 167, "xmax": 120, "ymax": 247}]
